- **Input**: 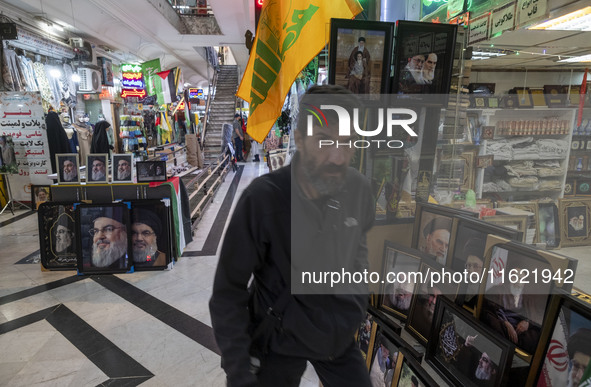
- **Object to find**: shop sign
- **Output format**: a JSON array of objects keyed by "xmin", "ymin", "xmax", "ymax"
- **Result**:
[
  {"xmin": 121, "ymin": 63, "xmax": 145, "ymax": 98},
  {"xmin": 517, "ymin": 0, "xmax": 547, "ymax": 28},
  {"xmin": 188, "ymin": 88, "xmax": 204, "ymax": 99},
  {"xmin": 490, "ymin": 2, "xmax": 516, "ymax": 37},
  {"xmin": 468, "ymin": 12, "xmax": 490, "ymax": 45}
]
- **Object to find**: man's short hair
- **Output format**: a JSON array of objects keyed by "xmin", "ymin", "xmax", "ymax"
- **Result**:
[
  {"xmin": 567, "ymin": 328, "xmax": 591, "ymax": 358},
  {"xmin": 295, "ymin": 84, "xmax": 359, "ymax": 133},
  {"xmin": 358, "ymin": 37, "xmax": 366, "ymax": 42},
  {"xmin": 234, "ymin": 113, "xmax": 240, "ymax": 118},
  {"xmin": 422, "ymin": 217, "xmax": 452, "ymax": 237},
  {"xmin": 133, "ymin": 209, "xmax": 161, "ymax": 237}
]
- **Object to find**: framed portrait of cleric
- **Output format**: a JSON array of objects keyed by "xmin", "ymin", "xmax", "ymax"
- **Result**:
[
  {"xmin": 529, "ymin": 293, "xmax": 591, "ymax": 387},
  {"xmin": 31, "ymin": 185, "xmax": 52, "ymax": 210},
  {"xmin": 56, "ymin": 154, "xmax": 80, "ymax": 185},
  {"xmin": 426, "ymin": 296, "xmax": 514, "ymax": 387},
  {"xmin": 379, "ymin": 242, "xmax": 423, "ymax": 321},
  {"xmin": 355, "ymin": 311, "xmax": 378, "ymax": 370},
  {"xmin": 406, "ymin": 261, "xmax": 460, "ymax": 345},
  {"xmin": 446, "ymin": 216, "xmax": 522, "ymax": 312},
  {"xmin": 328, "ymin": 18, "xmax": 394, "ymax": 95},
  {"xmin": 86, "ymin": 154, "xmax": 109, "ymax": 184},
  {"xmin": 37, "ymin": 202, "xmax": 78, "ymax": 270},
  {"xmin": 130, "ymin": 199, "xmax": 172, "ymax": 270},
  {"xmin": 136, "ymin": 160, "xmax": 167, "ymax": 183},
  {"xmin": 559, "ymin": 198, "xmax": 591, "ymax": 247},
  {"xmin": 367, "ymin": 323, "xmax": 403, "ymax": 386},
  {"xmin": 411, "ymin": 203, "xmax": 477, "ymax": 266},
  {"xmin": 392, "ymin": 347, "xmax": 438, "ymax": 387},
  {"xmin": 391, "ymin": 21, "xmax": 457, "ymax": 94},
  {"xmin": 476, "ymin": 240, "xmax": 555, "ymax": 360},
  {"xmin": 112, "ymin": 154, "xmax": 134, "ymax": 183},
  {"xmin": 75, "ymin": 202, "xmax": 131, "ymax": 274}
]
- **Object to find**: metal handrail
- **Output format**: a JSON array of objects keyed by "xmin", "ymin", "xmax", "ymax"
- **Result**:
[{"xmin": 200, "ymin": 70, "xmax": 218, "ymax": 148}]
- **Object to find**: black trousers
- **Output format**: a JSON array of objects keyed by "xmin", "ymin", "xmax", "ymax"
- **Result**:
[{"xmin": 256, "ymin": 341, "xmax": 371, "ymax": 387}]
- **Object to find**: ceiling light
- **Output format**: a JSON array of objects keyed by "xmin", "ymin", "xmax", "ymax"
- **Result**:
[
  {"xmin": 472, "ymin": 51, "xmax": 507, "ymax": 57},
  {"xmin": 49, "ymin": 68, "xmax": 62, "ymax": 78},
  {"xmin": 529, "ymin": 6, "xmax": 591, "ymax": 31},
  {"xmin": 472, "ymin": 56, "xmax": 491, "ymax": 60},
  {"xmin": 72, "ymin": 73, "xmax": 80, "ymax": 83},
  {"xmin": 558, "ymin": 54, "xmax": 591, "ymax": 63}
]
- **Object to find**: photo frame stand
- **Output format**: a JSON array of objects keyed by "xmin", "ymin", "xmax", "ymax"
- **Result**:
[{"xmin": 0, "ymin": 173, "xmax": 31, "ymax": 215}]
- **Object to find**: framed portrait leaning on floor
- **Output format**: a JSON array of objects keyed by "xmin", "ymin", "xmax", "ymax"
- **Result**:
[
  {"xmin": 328, "ymin": 18, "xmax": 394, "ymax": 95},
  {"xmin": 130, "ymin": 199, "xmax": 172, "ymax": 270},
  {"xmin": 38, "ymin": 202, "xmax": 78, "ymax": 270}
]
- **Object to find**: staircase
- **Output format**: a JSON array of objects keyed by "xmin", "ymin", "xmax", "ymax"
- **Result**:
[{"xmin": 203, "ymin": 65, "xmax": 239, "ymax": 164}]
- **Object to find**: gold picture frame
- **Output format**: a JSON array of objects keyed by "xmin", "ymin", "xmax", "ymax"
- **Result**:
[{"xmin": 559, "ymin": 198, "xmax": 591, "ymax": 247}]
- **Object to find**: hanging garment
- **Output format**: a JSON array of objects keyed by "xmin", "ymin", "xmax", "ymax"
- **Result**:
[
  {"xmin": 33, "ymin": 62, "xmax": 55, "ymax": 105},
  {"xmin": 2, "ymin": 49, "xmax": 21, "ymax": 90},
  {"xmin": 61, "ymin": 64, "xmax": 77, "ymax": 107},
  {"xmin": 91, "ymin": 121, "xmax": 112, "ymax": 155},
  {"xmin": 19, "ymin": 56, "xmax": 39, "ymax": 91},
  {"xmin": 74, "ymin": 123, "xmax": 92, "ymax": 166},
  {"xmin": 66, "ymin": 128, "xmax": 79, "ymax": 154},
  {"xmin": 45, "ymin": 111, "xmax": 72, "ymax": 173},
  {"xmin": 45, "ymin": 64, "xmax": 63, "ymax": 107},
  {"xmin": 15, "ymin": 55, "xmax": 29, "ymax": 91}
]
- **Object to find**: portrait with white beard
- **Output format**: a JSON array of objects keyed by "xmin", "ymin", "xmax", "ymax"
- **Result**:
[
  {"xmin": 379, "ymin": 243, "xmax": 421, "ymax": 320},
  {"xmin": 56, "ymin": 154, "xmax": 80, "ymax": 184},
  {"xmin": 77, "ymin": 204, "xmax": 130, "ymax": 273},
  {"xmin": 39, "ymin": 203, "xmax": 78, "ymax": 269},
  {"xmin": 130, "ymin": 204, "xmax": 170, "ymax": 270},
  {"xmin": 86, "ymin": 154, "xmax": 108, "ymax": 183},
  {"xmin": 112, "ymin": 154, "xmax": 133, "ymax": 183}
]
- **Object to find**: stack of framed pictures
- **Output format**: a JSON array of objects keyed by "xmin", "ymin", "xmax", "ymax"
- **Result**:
[{"xmin": 54, "ymin": 153, "xmax": 153, "ymax": 184}]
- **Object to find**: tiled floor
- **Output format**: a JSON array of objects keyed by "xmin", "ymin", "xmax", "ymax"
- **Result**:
[{"xmin": 0, "ymin": 160, "xmax": 589, "ymax": 386}]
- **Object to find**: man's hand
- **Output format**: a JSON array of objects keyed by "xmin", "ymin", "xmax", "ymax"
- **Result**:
[
  {"xmin": 505, "ymin": 321, "xmax": 518, "ymax": 343},
  {"xmin": 516, "ymin": 320, "xmax": 529, "ymax": 334},
  {"xmin": 465, "ymin": 334, "xmax": 478, "ymax": 347}
]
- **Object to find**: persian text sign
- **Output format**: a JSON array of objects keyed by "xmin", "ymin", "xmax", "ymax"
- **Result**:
[
  {"xmin": 490, "ymin": 2, "xmax": 516, "ymax": 37},
  {"xmin": 517, "ymin": 0, "xmax": 548, "ymax": 27},
  {"xmin": 469, "ymin": 13, "xmax": 490, "ymax": 45}
]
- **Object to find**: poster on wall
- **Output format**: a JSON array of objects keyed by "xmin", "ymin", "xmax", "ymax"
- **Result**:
[{"xmin": 0, "ymin": 91, "xmax": 51, "ymax": 201}]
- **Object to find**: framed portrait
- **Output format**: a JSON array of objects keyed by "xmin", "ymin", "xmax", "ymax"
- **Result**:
[
  {"xmin": 481, "ymin": 215, "xmax": 528, "ymax": 242},
  {"xmin": 355, "ymin": 311, "xmax": 378, "ymax": 369},
  {"xmin": 98, "ymin": 56, "xmax": 114, "ymax": 86},
  {"xmin": 529, "ymin": 293, "xmax": 591, "ymax": 387},
  {"xmin": 543, "ymin": 85, "xmax": 566, "ymax": 107},
  {"xmin": 406, "ymin": 260, "xmax": 460, "ymax": 345},
  {"xmin": 0, "ymin": 135, "xmax": 17, "ymax": 173},
  {"xmin": 530, "ymin": 88, "xmax": 546, "ymax": 107},
  {"xmin": 31, "ymin": 185, "xmax": 51, "ymax": 210},
  {"xmin": 136, "ymin": 160, "xmax": 167, "ymax": 182},
  {"xmin": 379, "ymin": 242, "xmax": 423, "ymax": 321},
  {"xmin": 538, "ymin": 202, "xmax": 561, "ymax": 248},
  {"xmin": 559, "ymin": 198, "xmax": 591, "ymax": 246},
  {"xmin": 112, "ymin": 154, "xmax": 134, "ymax": 183},
  {"xmin": 328, "ymin": 18, "xmax": 394, "ymax": 95},
  {"xmin": 426, "ymin": 296, "xmax": 514, "ymax": 387},
  {"xmin": 86, "ymin": 154, "xmax": 109, "ymax": 183},
  {"xmin": 476, "ymin": 240, "xmax": 555, "ymax": 360},
  {"xmin": 447, "ymin": 216, "xmax": 523, "ymax": 311},
  {"xmin": 130, "ymin": 199, "xmax": 172, "ymax": 270},
  {"xmin": 391, "ymin": 21, "xmax": 457, "ymax": 94},
  {"xmin": 56, "ymin": 153, "xmax": 80, "ymax": 184},
  {"xmin": 498, "ymin": 201, "xmax": 539, "ymax": 243},
  {"xmin": 75, "ymin": 202, "xmax": 131, "ymax": 274},
  {"xmin": 367, "ymin": 324, "xmax": 403, "ymax": 386},
  {"xmin": 393, "ymin": 347, "xmax": 439, "ymax": 387},
  {"xmin": 38, "ymin": 202, "xmax": 77, "ymax": 270},
  {"xmin": 512, "ymin": 87, "xmax": 534, "ymax": 108},
  {"xmin": 411, "ymin": 203, "xmax": 477, "ymax": 266}
]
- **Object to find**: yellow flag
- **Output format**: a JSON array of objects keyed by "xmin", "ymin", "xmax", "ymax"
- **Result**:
[{"xmin": 237, "ymin": 0, "xmax": 363, "ymax": 143}]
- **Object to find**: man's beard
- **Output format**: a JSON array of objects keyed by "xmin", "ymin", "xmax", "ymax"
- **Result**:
[
  {"xmin": 92, "ymin": 237, "xmax": 127, "ymax": 267},
  {"xmin": 475, "ymin": 364, "xmax": 492, "ymax": 380},
  {"xmin": 391, "ymin": 294, "xmax": 411, "ymax": 311},
  {"xmin": 92, "ymin": 170, "xmax": 105, "ymax": 180},
  {"xmin": 422, "ymin": 67, "xmax": 435, "ymax": 83},
  {"xmin": 117, "ymin": 169, "xmax": 131, "ymax": 180},
  {"xmin": 302, "ymin": 159, "xmax": 347, "ymax": 197},
  {"xmin": 63, "ymin": 170, "xmax": 77, "ymax": 181},
  {"xmin": 55, "ymin": 236, "xmax": 72, "ymax": 253},
  {"xmin": 133, "ymin": 241, "xmax": 158, "ymax": 263}
]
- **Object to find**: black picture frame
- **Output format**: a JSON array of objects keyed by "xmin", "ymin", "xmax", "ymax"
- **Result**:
[
  {"xmin": 538, "ymin": 202, "xmax": 561, "ymax": 248},
  {"xmin": 328, "ymin": 18, "xmax": 394, "ymax": 95},
  {"xmin": 56, "ymin": 153, "xmax": 80, "ymax": 185},
  {"xmin": 529, "ymin": 293, "xmax": 591, "ymax": 387},
  {"xmin": 112, "ymin": 154, "xmax": 134, "ymax": 183},
  {"xmin": 130, "ymin": 199, "xmax": 172, "ymax": 270},
  {"xmin": 31, "ymin": 185, "xmax": 52, "ymax": 210},
  {"xmin": 393, "ymin": 347, "xmax": 439, "ymax": 387},
  {"xmin": 355, "ymin": 311, "xmax": 378, "ymax": 370},
  {"xmin": 378, "ymin": 242, "xmax": 423, "ymax": 321},
  {"xmin": 427, "ymin": 296, "xmax": 514, "ymax": 387},
  {"xmin": 406, "ymin": 260, "xmax": 460, "ymax": 346},
  {"xmin": 75, "ymin": 202, "xmax": 132, "ymax": 274},
  {"xmin": 476, "ymin": 241, "xmax": 556, "ymax": 360},
  {"xmin": 86, "ymin": 154, "xmax": 109, "ymax": 183},
  {"xmin": 367, "ymin": 323, "xmax": 403, "ymax": 386},
  {"xmin": 391, "ymin": 21, "xmax": 457, "ymax": 94},
  {"xmin": 136, "ymin": 160, "xmax": 167, "ymax": 182},
  {"xmin": 543, "ymin": 85, "xmax": 566, "ymax": 108},
  {"xmin": 38, "ymin": 202, "xmax": 78, "ymax": 270},
  {"xmin": 411, "ymin": 203, "xmax": 478, "ymax": 266}
]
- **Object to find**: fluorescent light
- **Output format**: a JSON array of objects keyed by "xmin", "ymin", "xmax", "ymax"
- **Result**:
[
  {"xmin": 472, "ymin": 56, "xmax": 491, "ymax": 60},
  {"xmin": 472, "ymin": 51, "xmax": 507, "ymax": 57},
  {"xmin": 558, "ymin": 54, "xmax": 591, "ymax": 63},
  {"xmin": 52, "ymin": 24, "xmax": 64, "ymax": 32},
  {"xmin": 529, "ymin": 6, "xmax": 591, "ymax": 31}
]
